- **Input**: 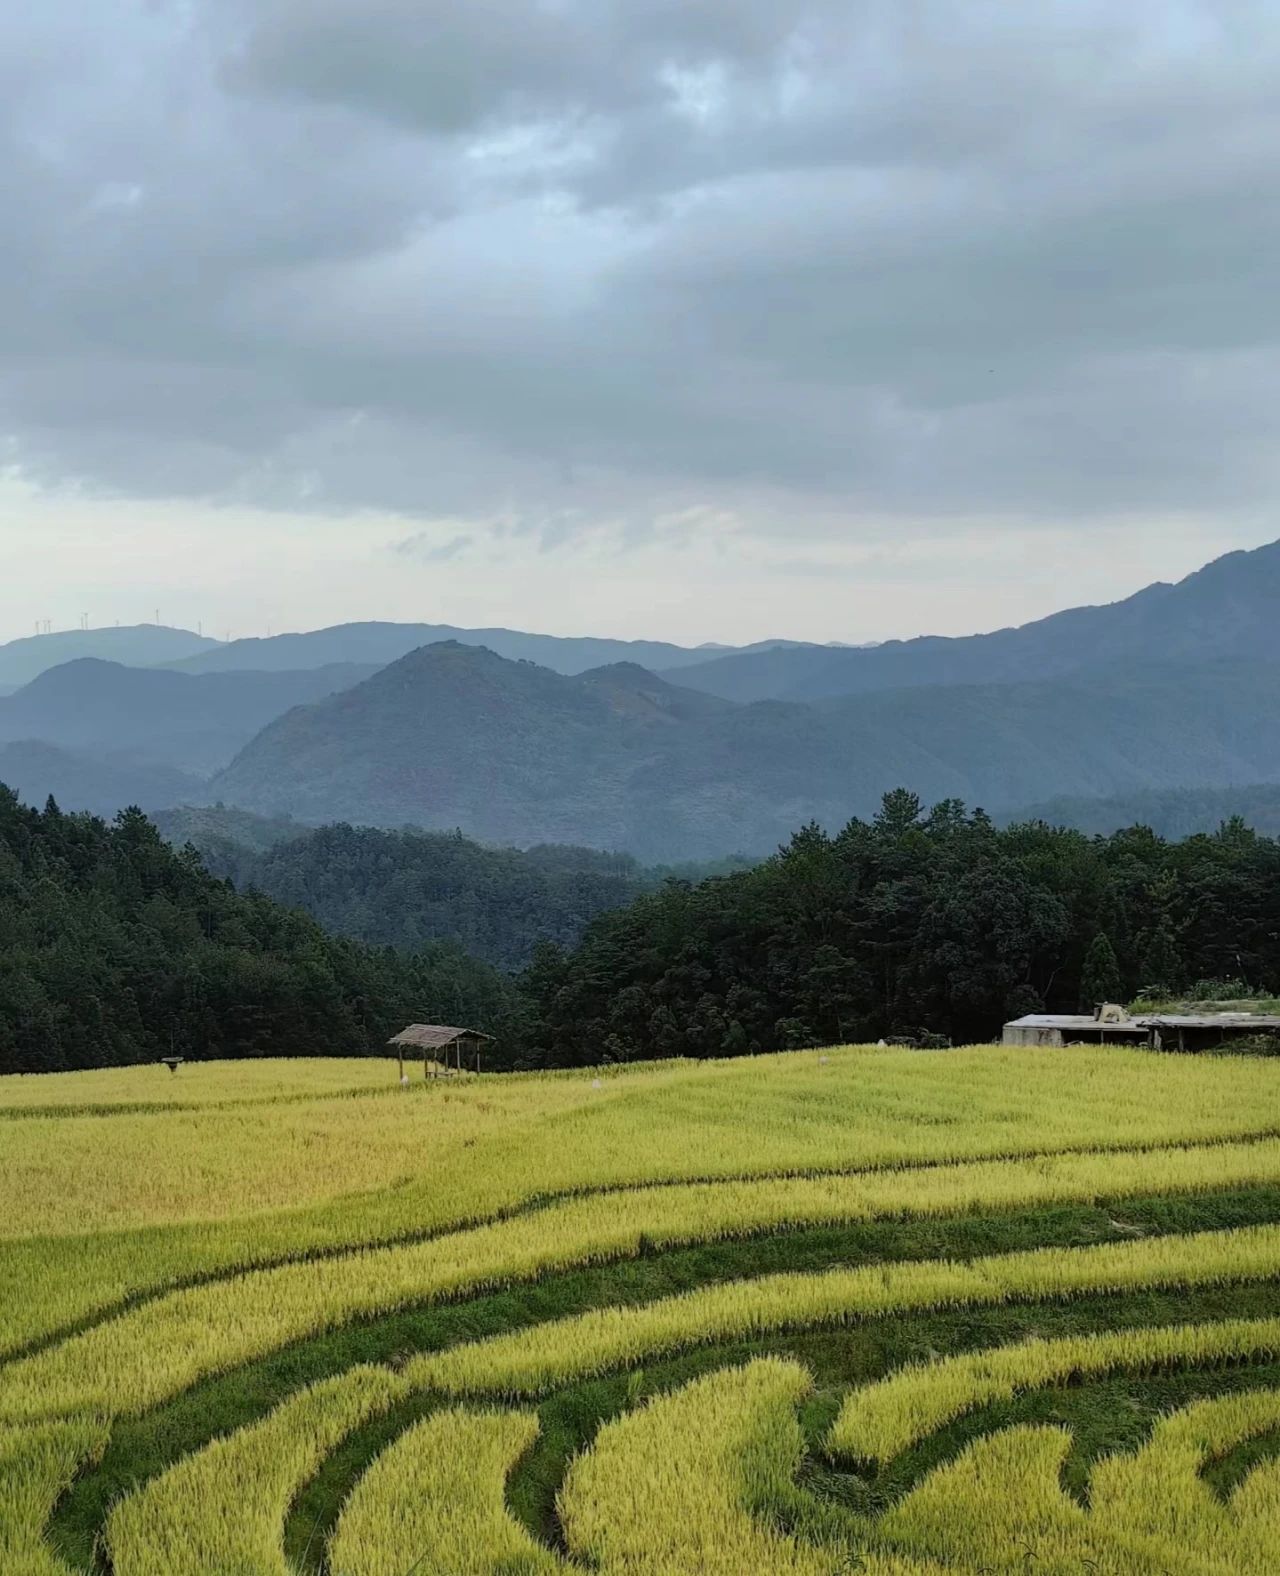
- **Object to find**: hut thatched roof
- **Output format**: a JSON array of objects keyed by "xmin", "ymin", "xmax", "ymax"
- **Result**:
[{"xmin": 388, "ymin": 1023, "xmax": 495, "ymax": 1050}]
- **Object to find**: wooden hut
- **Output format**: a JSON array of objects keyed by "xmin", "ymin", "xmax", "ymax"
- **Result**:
[{"xmin": 388, "ymin": 1024, "xmax": 495, "ymax": 1079}]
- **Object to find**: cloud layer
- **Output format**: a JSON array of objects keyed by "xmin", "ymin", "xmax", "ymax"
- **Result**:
[{"xmin": 2, "ymin": 1, "xmax": 1279, "ymax": 638}]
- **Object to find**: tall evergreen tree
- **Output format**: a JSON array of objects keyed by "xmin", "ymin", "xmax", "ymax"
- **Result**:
[{"xmin": 1080, "ymin": 932, "xmax": 1123, "ymax": 1008}]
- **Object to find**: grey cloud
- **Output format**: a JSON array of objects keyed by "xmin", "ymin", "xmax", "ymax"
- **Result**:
[{"xmin": 1, "ymin": 0, "xmax": 1279, "ymax": 535}]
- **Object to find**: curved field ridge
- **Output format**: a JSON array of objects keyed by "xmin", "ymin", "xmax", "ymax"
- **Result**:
[
  {"xmin": 9, "ymin": 1138, "xmax": 1280, "ymax": 1425},
  {"xmin": 828, "ymin": 1314, "xmax": 1280, "ymax": 1464},
  {"xmin": 105, "ymin": 1367, "xmax": 407, "ymax": 1576},
  {"xmin": 406, "ymin": 1223, "xmax": 1280, "ymax": 1397},
  {"xmin": 11, "ymin": 1048, "xmax": 1280, "ymax": 1574},
  {"xmin": 327, "ymin": 1408, "xmax": 566, "ymax": 1575}
]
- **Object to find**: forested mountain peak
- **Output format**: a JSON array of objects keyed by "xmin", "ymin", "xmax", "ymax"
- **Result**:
[{"xmin": 208, "ymin": 641, "xmax": 1280, "ymax": 862}]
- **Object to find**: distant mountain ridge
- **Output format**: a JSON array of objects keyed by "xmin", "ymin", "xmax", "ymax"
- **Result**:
[
  {"xmin": 0, "ymin": 741, "xmax": 204, "ymax": 817},
  {"xmin": 0, "ymin": 625, "xmax": 218, "ymax": 689},
  {"xmin": 167, "ymin": 622, "xmax": 816, "ymax": 677},
  {"xmin": 0, "ymin": 659, "xmax": 378, "ymax": 774},
  {"xmin": 210, "ymin": 639, "xmax": 1280, "ymax": 861},
  {"xmin": 670, "ymin": 539, "xmax": 1280, "ymax": 701},
  {"xmin": 0, "ymin": 618, "xmax": 828, "ymax": 688}
]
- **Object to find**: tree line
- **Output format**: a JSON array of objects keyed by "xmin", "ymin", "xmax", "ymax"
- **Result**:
[
  {"xmin": 0, "ymin": 787, "xmax": 519, "ymax": 1075},
  {"xmin": 5, "ymin": 785, "xmax": 1280, "ymax": 1076},
  {"xmin": 517, "ymin": 790, "xmax": 1280, "ymax": 1064}
]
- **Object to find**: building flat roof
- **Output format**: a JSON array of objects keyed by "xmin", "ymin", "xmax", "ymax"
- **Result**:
[
  {"xmin": 1007, "ymin": 1015, "xmax": 1146, "ymax": 1033},
  {"xmin": 1006, "ymin": 1013, "xmax": 1280, "ymax": 1032}
]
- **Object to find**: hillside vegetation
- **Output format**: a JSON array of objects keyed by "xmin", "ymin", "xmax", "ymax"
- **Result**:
[
  {"xmin": 8, "ymin": 784, "xmax": 1280, "ymax": 1073},
  {"xmin": 0, "ymin": 787, "xmax": 514, "ymax": 1075},
  {"xmin": 521, "ymin": 791, "xmax": 1280, "ymax": 1059},
  {"xmin": 7, "ymin": 1049, "xmax": 1280, "ymax": 1571},
  {"xmin": 1003, "ymin": 782, "xmax": 1280, "ymax": 839},
  {"xmin": 153, "ymin": 812, "xmax": 751, "ymax": 969}
]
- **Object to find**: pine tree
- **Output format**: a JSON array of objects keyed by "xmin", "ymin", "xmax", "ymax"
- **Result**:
[
  {"xmin": 1138, "ymin": 920, "xmax": 1183, "ymax": 997},
  {"xmin": 1080, "ymin": 932, "xmax": 1122, "ymax": 1009}
]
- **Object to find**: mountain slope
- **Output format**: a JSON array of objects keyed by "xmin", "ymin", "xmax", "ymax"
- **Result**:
[
  {"xmin": 169, "ymin": 620, "xmax": 813, "ymax": 678},
  {"xmin": 0, "ymin": 659, "xmax": 378, "ymax": 773},
  {"xmin": 209, "ymin": 641, "xmax": 1280, "ymax": 861},
  {"xmin": 671, "ymin": 538, "xmax": 1280, "ymax": 701},
  {"xmin": 0, "ymin": 741, "xmax": 205, "ymax": 817},
  {"xmin": 0, "ymin": 625, "xmax": 219, "ymax": 688}
]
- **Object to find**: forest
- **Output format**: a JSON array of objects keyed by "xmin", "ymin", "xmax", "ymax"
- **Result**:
[
  {"xmin": 0, "ymin": 787, "xmax": 518, "ymax": 1076},
  {"xmin": 518, "ymin": 790, "xmax": 1280, "ymax": 1065},
  {"xmin": 5, "ymin": 783, "xmax": 1280, "ymax": 1075}
]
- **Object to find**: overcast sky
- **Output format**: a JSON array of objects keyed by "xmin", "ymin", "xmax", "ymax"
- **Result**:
[{"xmin": 2, "ymin": 1, "xmax": 1279, "ymax": 647}]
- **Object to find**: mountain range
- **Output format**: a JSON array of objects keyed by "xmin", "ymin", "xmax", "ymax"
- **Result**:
[
  {"xmin": 210, "ymin": 644, "xmax": 1280, "ymax": 861},
  {"xmin": 0, "ymin": 659, "xmax": 379, "ymax": 774},
  {"xmin": 670, "ymin": 539, "xmax": 1280, "ymax": 701},
  {"xmin": 2, "ymin": 538, "xmax": 1279, "ymax": 856},
  {"xmin": 0, "ymin": 619, "xmax": 821, "ymax": 689}
]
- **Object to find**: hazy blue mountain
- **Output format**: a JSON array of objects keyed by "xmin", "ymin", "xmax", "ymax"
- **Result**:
[
  {"xmin": 152, "ymin": 803, "xmax": 307, "ymax": 855},
  {"xmin": 208, "ymin": 640, "xmax": 1280, "ymax": 861},
  {"xmin": 0, "ymin": 624, "xmax": 219, "ymax": 688},
  {"xmin": 168, "ymin": 620, "xmax": 814, "ymax": 677},
  {"xmin": 669, "ymin": 538, "xmax": 1280, "ymax": 701},
  {"xmin": 0, "ymin": 659, "xmax": 378, "ymax": 773},
  {"xmin": 0, "ymin": 741, "xmax": 205, "ymax": 817}
]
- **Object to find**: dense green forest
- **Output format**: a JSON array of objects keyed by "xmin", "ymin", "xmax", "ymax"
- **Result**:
[
  {"xmin": 153, "ymin": 810, "xmax": 752, "ymax": 969},
  {"xmin": 0, "ymin": 788, "xmax": 518, "ymax": 1076},
  {"xmin": 519, "ymin": 790, "xmax": 1280, "ymax": 1064},
  {"xmin": 7, "ymin": 783, "xmax": 1280, "ymax": 1076}
]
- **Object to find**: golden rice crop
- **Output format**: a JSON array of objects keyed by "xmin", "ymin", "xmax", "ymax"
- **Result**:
[
  {"xmin": 9, "ymin": 1042, "xmax": 1280, "ymax": 1367},
  {"xmin": 828, "ymin": 1314, "xmax": 1280, "ymax": 1464},
  {"xmin": 7, "ymin": 1049, "xmax": 1280, "ymax": 1575},
  {"xmin": 405, "ymin": 1222, "xmax": 1280, "ymax": 1398},
  {"xmin": 1089, "ymin": 1388, "xmax": 1280, "ymax": 1568},
  {"xmin": 12, "ymin": 1125, "xmax": 1280, "ymax": 1365},
  {"xmin": 9, "ymin": 1043, "xmax": 1280, "ymax": 1242},
  {"xmin": 0, "ymin": 1421, "xmax": 108, "ymax": 1576},
  {"xmin": 105, "ymin": 1367, "xmax": 406, "ymax": 1576},
  {"xmin": 8, "ymin": 1200, "xmax": 1280, "ymax": 1431},
  {"xmin": 558, "ymin": 1358, "xmax": 840, "ymax": 1575},
  {"xmin": 326, "ymin": 1408, "xmax": 565, "ymax": 1576},
  {"xmin": 0, "ymin": 1057, "xmax": 408, "ymax": 1113},
  {"xmin": 876, "ymin": 1389, "xmax": 1280, "ymax": 1575}
]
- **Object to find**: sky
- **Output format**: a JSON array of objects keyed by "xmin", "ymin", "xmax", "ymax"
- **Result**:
[{"xmin": 2, "ymin": 1, "xmax": 1279, "ymax": 649}]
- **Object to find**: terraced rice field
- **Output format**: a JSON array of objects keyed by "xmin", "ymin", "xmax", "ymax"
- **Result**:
[{"xmin": 7, "ymin": 1044, "xmax": 1280, "ymax": 1572}]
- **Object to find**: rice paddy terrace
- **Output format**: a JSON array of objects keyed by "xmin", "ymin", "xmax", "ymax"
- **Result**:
[{"xmin": 7, "ymin": 1044, "xmax": 1280, "ymax": 1573}]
